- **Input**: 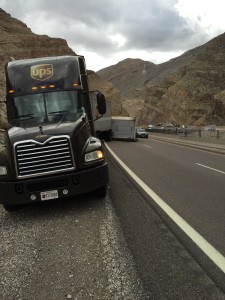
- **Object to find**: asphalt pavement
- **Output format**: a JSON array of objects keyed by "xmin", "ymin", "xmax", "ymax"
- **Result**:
[
  {"xmin": 106, "ymin": 136, "xmax": 225, "ymax": 298},
  {"xmin": 106, "ymin": 151, "xmax": 225, "ymax": 299}
]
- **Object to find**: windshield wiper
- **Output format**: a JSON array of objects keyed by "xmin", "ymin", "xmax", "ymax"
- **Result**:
[
  {"xmin": 48, "ymin": 110, "xmax": 70, "ymax": 126},
  {"xmin": 16, "ymin": 113, "xmax": 34, "ymax": 119},
  {"xmin": 48, "ymin": 110, "xmax": 69, "ymax": 115}
]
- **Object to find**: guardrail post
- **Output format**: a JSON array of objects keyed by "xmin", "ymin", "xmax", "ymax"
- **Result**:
[{"xmin": 217, "ymin": 130, "xmax": 219, "ymax": 139}]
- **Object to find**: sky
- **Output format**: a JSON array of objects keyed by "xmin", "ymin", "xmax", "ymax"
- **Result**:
[{"xmin": 0, "ymin": 0, "xmax": 225, "ymax": 71}]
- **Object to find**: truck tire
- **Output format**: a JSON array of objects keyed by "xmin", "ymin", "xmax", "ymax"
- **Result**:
[
  {"xmin": 3, "ymin": 204, "xmax": 20, "ymax": 212},
  {"xmin": 93, "ymin": 185, "xmax": 108, "ymax": 198},
  {"xmin": 106, "ymin": 130, "xmax": 112, "ymax": 142}
]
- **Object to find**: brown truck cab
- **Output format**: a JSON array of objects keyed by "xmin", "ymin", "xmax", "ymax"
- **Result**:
[{"xmin": 0, "ymin": 55, "xmax": 108, "ymax": 211}]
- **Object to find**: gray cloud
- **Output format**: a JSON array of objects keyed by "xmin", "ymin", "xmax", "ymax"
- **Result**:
[
  {"xmin": 111, "ymin": 1, "xmax": 208, "ymax": 52},
  {"xmin": 0, "ymin": 0, "xmax": 218, "ymax": 67}
]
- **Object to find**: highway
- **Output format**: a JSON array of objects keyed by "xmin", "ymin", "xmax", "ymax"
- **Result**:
[
  {"xmin": 1, "ymin": 136, "xmax": 225, "ymax": 299},
  {"xmin": 106, "ymin": 137, "xmax": 225, "ymax": 298}
]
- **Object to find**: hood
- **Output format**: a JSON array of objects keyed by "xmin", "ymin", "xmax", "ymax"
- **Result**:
[{"xmin": 8, "ymin": 118, "xmax": 84, "ymax": 144}]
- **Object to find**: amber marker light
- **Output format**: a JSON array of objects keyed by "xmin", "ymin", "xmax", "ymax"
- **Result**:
[
  {"xmin": 41, "ymin": 85, "xmax": 46, "ymax": 89},
  {"xmin": 72, "ymin": 83, "xmax": 78, "ymax": 87},
  {"xmin": 32, "ymin": 86, "xmax": 38, "ymax": 91},
  {"xmin": 9, "ymin": 90, "xmax": 14, "ymax": 94},
  {"xmin": 49, "ymin": 84, "xmax": 55, "ymax": 88}
]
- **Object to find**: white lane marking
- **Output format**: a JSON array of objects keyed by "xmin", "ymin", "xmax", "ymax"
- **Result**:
[
  {"xmin": 142, "ymin": 144, "xmax": 152, "ymax": 149},
  {"xmin": 196, "ymin": 163, "xmax": 225, "ymax": 175},
  {"xmin": 105, "ymin": 143, "xmax": 225, "ymax": 274}
]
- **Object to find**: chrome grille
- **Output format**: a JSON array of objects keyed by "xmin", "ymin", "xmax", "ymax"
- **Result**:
[{"xmin": 15, "ymin": 136, "xmax": 75, "ymax": 178}]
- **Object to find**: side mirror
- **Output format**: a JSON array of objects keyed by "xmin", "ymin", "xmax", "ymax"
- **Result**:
[{"xmin": 96, "ymin": 93, "xmax": 106, "ymax": 115}]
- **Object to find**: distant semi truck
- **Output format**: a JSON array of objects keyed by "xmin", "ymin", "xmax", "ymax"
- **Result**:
[
  {"xmin": 91, "ymin": 97, "xmax": 112, "ymax": 141},
  {"xmin": 112, "ymin": 116, "xmax": 136, "ymax": 141},
  {"xmin": 92, "ymin": 98, "xmax": 137, "ymax": 141}
]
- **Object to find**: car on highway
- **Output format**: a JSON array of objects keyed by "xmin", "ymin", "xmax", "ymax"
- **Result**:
[{"xmin": 136, "ymin": 128, "xmax": 148, "ymax": 138}]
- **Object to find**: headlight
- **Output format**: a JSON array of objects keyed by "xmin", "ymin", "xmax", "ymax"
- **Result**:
[
  {"xmin": 0, "ymin": 166, "xmax": 7, "ymax": 175},
  {"xmin": 85, "ymin": 150, "xmax": 104, "ymax": 162}
]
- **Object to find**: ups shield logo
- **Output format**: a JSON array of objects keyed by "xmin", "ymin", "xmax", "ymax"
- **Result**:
[{"xmin": 31, "ymin": 64, "xmax": 53, "ymax": 81}]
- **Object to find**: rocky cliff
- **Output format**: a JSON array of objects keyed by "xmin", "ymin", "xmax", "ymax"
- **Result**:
[
  {"xmin": 0, "ymin": 8, "xmax": 123, "ymax": 126},
  {"xmin": 88, "ymin": 70, "xmax": 126, "ymax": 116},
  {"xmin": 98, "ymin": 34, "xmax": 225, "ymax": 126}
]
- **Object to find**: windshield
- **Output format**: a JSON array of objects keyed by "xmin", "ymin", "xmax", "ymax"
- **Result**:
[{"xmin": 7, "ymin": 91, "xmax": 85, "ymax": 127}]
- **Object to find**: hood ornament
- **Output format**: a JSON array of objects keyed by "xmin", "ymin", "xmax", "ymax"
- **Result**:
[
  {"xmin": 36, "ymin": 124, "xmax": 48, "ymax": 140},
  {"xmin": 39, "ymin": 124, "xmax": 44, "ymax": 135}
]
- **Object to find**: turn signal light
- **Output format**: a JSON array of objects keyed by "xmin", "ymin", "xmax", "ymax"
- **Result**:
[{"xmin": 97, "ymin": 151, "xmax": 104, "ymax": 159}]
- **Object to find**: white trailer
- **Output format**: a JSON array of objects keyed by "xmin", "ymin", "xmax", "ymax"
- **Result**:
[
  {"xmin": 92, "ymin": 97, "xmax": 112, "ymax": 141},
  {"xmin": 112, "ymin": 116, "xmax": 136, "ymax": 141}
]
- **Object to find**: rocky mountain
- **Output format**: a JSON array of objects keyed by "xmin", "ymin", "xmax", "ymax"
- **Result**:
[
  {"xmin": 0, "ymin": 8, "xmax": 124, "ymax": 127},
  {"xmin": 87, "ymin": 70, "xmax": 126, "ymax": 116},
  {"xmin": 98, "ymin": 34, "xmax": 225, "ymax": 126}
]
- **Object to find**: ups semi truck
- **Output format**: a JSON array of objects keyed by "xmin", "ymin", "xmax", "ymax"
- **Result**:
[{"xmin": 0, "ymin": 55, "xmax": 108, "ymax": 211}]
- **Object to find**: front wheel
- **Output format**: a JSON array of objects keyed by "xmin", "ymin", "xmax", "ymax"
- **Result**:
[
  {"xmin": 3, "ymin": 204, "xmax": 20, "ymax": 212},
  {"xmin": 92, "ymin": 185, "xmax": 108, "ymax": 198},
  {"xmin": 106, "ymin": 130, "xmax": 112, "ymax": 142}
]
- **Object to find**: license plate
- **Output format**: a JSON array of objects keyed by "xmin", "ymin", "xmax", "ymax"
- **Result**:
[{"xmin": 40, "ymin": 190, "xmax": 58, "ymax": 201}]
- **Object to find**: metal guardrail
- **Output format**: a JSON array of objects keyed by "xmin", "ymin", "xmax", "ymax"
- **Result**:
[{"xmin": 146, "ymin": 128, "xmax": 225, "ymax": 140}]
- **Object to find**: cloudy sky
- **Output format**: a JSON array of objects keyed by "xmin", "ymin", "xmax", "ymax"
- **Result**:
[{"xmin": 1, "ymin": 0, "xmax": 225, "ymax": 71}]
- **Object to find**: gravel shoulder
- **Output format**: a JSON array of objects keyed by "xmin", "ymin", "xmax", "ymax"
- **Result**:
[{"xmin": 0, "ymin": 191, "xmax": 144, "ymax": 300}]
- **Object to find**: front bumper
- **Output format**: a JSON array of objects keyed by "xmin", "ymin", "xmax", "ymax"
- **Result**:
[{"xmin": 0, "ymin": 163, "xmax": 108, "ymax": 205}]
